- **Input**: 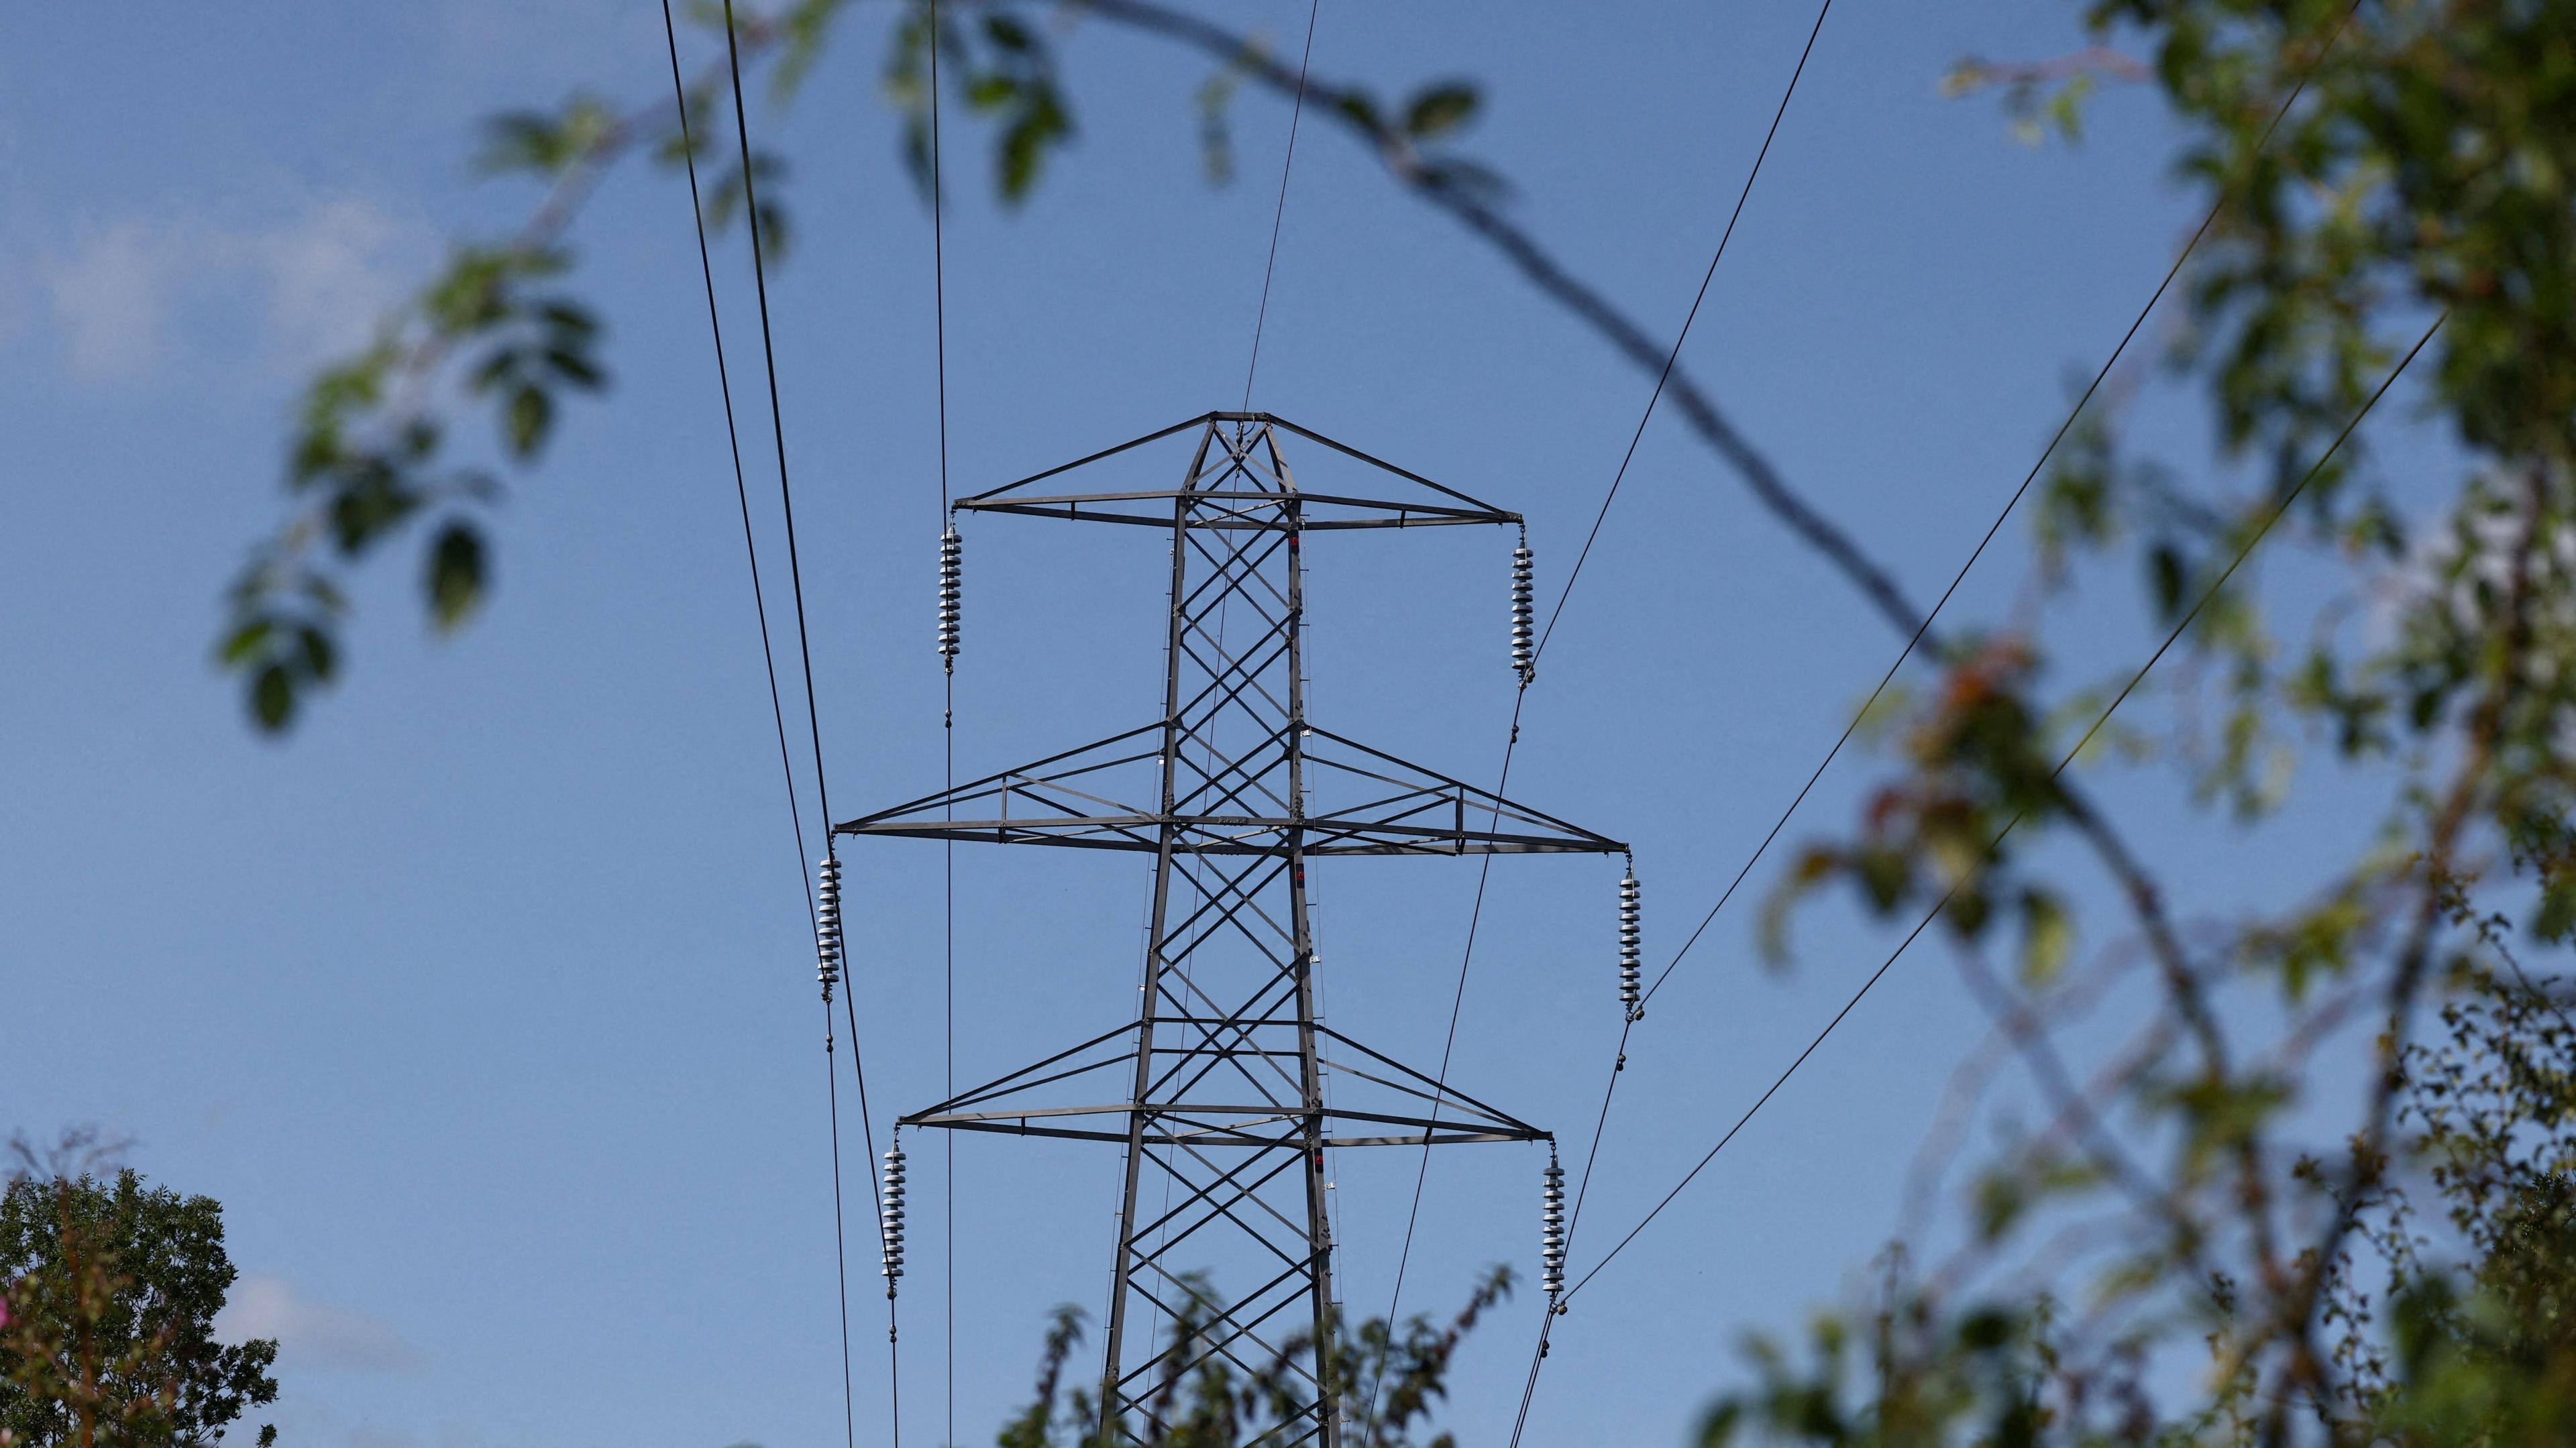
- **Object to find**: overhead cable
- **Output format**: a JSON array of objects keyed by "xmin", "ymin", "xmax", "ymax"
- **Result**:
[
  {"xmin": 1558, "ymin": 313, "xmax": 2442, "ymax": 1306},
  {"xmin": 656, "ymin": 6, "xmax": 859, "ymax": 1448},
  {"xmin": 1373, "ymin": 5, "xmax": 1839, "ymax": 1439},
  {"xmin": 1503, "ymin": 6, "xmax": 2366, "ymax": 1442}
]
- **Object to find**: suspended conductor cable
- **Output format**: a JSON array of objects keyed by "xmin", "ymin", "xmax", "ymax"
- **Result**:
[
  {"xmin": 1637, "ymin": 0, "xmax": 2362, "ymax": 1009},
  {"xmin": 840, "ymin": 952, "xmax": 897, "ymax": 1408},
  {"xmin": 718, "ymin": 0, "xmax": 901, "ymax": 1437},
  {"xmin": 1364, "ymin": 686, "xmax": 1529, "ymax": 1445},
  {"xmin": 1503, "ymin": 13, "xmax": 2367, "ymax": 1441},
  {"xmin": 1529, "ymin": 0, "xmax": 1834, "ymax": 665},
  {"xmin": 820, "ymin": 1008, "xmax": 862, "ymax": 1448},
  {"xmin": 660, "ymin": 0, "xmax": 814, "ymax": 899},
  {"xmin": 658, "ymin": 7, "xmax": 849, "ymax": 1446},
  {"xmin": 926, "ymin": 1, "xmax": 959, "ymax": 1441},
  {"xmin": 1240, "ymin": 0, "xmax": 1322, "ymax": 410},
  {"xmin": 721, "ymin": 0, "xmax": 834, "ymax": 832},
  {"xmin": 1521, "ymin": 317, "xmax": 2439, "ymax": 1440},
  {"xmin": 1365, "ymin": 7, "xmax": 1832, "ymax": 1433}
]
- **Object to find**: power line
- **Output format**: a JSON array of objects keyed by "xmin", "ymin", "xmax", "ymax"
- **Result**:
[
  {"xmin": 1560, "ymin": 313, "xmax": 2439, "ymax": 1310},
  {"xmin": 1638, "ymin": 0, "xmax": 2364, "ymax": 1012},
  {"xmin": 721, "ymin": 0, "xmax": 835, "ymax": 836},
  {"xmin": 714, "ymin": 1, "xmax": 900, "ymax": 1438},
  {"xmin": 659, "ymin": 0, "xmax": 814, "ymax": 905},
  {"xmin": 656, "ymin": 6, "xmax": 853, "ymax": 1447},
  {"xmin": 1240, "ymin": 0, "xmax": 1322, "ymax": 410},
  {"xmin": 926, "ymin": 1, "xmax": 958, "ymax": 1441},
  {"xmin": 1368, "ymin": 3, "xmax": 1835, "ymax": 1428},
  {"xmin": 1504, "ymin": 10, "xmax": 2369, "ymax": 1440},
  {"xmin": 1532, "ymin": 0, "xmax": 1836, "ymax": 663}
]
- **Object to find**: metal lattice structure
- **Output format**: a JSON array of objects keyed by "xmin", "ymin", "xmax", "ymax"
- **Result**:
[{"xmin": 837, "ymin": 412, "xmax": 1623, "ymax": 1447}]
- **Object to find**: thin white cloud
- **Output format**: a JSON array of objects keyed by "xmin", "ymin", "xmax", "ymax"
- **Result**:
[
  {"xmin": 216, "ymin": 1273, "xmax": 428, "ymax": 1375},
  {"xmin": 248, "ymin": 195, "xmax": 423, "ymax": 370},
  {"xmin": 40, "ymin": 219, "xmax": 187, "ymax": 382},
  {"xmin": 35, "ymin": 190, "xmax": 432, "ymax": 387}
]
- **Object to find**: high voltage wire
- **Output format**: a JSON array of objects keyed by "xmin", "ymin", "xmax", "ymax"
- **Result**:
[
  {"xmin": 925, "ymin": 1, "xmax": 958, "ymax": 1442},
  {"xmin": 1503, "ymin": 7, "xmax": 2365, "ymax": 1439},
  {"xmin": 1241, "ymin": 0, "xmax": 1320, "ymax": 410},
  {"xmin": 1532, "ymin": 0, "xmax": 1837, "ymax": 664},
  {"xmin": 720, "ymin": 0, "xmax": 833, "ymax": 836},
  {"xmin": 1367, "ymin": 3, "xmax": 1836, "ymax": 1430},
  {"xmin": 1638, "ymin": 0, "xmax": 2365, "ymax": 1015},
  {"xmin": 657, "ymin": 0, "xmax": 812, "ymax": 920},
  {"xmin": 667, "ymin": 1, "xmax": 902, "ymax": 1442},
  {"xmin": 1560, "ymin": 312, "xmax": 2441, "ymax": 1308},
  {"xmin": 655, "ymin": 9, "xmax": 857, "ymax": 1448}
]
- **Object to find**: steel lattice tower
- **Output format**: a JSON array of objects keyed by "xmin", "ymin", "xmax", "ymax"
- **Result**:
[{"xmin": 838, "ymin": 413, "xmax": 1622, "ymax": 1447}]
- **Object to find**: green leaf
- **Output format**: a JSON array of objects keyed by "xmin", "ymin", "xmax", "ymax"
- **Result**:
[
  {"xmin": 427, "ymin": 522, "xmax": 486, "ymax": 630},
  {"xmin": 469, "ymin": 347, "xmax": 521, "ymax": 394},
  {"xmin": 538, "ymin": 302, "xmax": 598, "ymax": 339},
  {"xmin": 297, "ymin": 624, "xmax": 337, "ymax": 681},
  {"xmin": 2536, "ymin": 877, "xmax": 2576, "ymax": 944},
  {"xmin": 2148, "ymin": 541, "xmax": 2187, "ymax": 622},
  {"xmin": 543, "ymin": 346, "xmax": 603, "ymax": 388},
  {"xmin": 253, "ymin": 665, "xmax": 295, "ymax": 732},
  {"xmin": 506, "ymin": 385, "xmax": 553, "ymax": 457},
  {"xmin": 998, "ymin": 91, "xmax": 1071, "ymax": 203},
  {"xmin": 2018, "ymin": 887, "xmax": 2073, "ymax": 986},
  {"xmin": 982, "ymin": 13, "xmax": 1034, "ymax": 52},
  {"xmin": 1403, "ymin": 82, "xmax": 1479, "ymax": 140},
  {"xmin": 219, "ymin": 620, "xmax": 274, "ymax": 667}
]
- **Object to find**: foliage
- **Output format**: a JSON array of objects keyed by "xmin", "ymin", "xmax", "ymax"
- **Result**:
[
  {"xmin": 226, "ymin": 0, "xmax": 1512, "ymax": 732},
  {"xmin": 996, "ymin": 1268, "xmax": 1507, "ymax": 1448},
  {"xmin": 1735, "ymin": 0, "xmax": 2576, "ymax": 1443},
  {"xmin": 0, "ymin": 1136, "xmax": 277, "ymax": 1448}
]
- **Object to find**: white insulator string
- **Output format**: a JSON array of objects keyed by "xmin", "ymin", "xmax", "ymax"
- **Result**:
[
  {"xmin": 881, "ymin": 1131, "xmax": 908, "ymax": 1294},
  {"xmin": 818, "ymin": 854, "xmax": 845, "ymax": 1001},
  {"xmin": 1540, "ymin": 1151, "xmax": 1568, "ymax": 1299},
  {"xmin": 1618, "ymin": 863, "xmax": 1642, "ymax": 1022},
  {"xmin": 937, "ymin": 522, "xmax": 962, "ymax": 673},
  {"xmin": 1509, "ymin": 532, "xmax": 1536, "ymax": 687}
]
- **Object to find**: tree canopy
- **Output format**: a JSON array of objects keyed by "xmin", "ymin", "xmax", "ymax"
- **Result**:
[{"xmin": 0, "ymin": 1147, "xmax": 277, "ymax": 1448}]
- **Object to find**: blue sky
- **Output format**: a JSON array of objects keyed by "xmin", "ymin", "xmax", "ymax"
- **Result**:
[{"xmin": 0, "ymin": 3, "xmax": 2415, "ymax": 1446}]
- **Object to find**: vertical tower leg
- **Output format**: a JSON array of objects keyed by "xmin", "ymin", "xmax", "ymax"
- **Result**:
[{"xmin": 1095, "ymin": 427, "xmax": 1339, "ymax": 1447}]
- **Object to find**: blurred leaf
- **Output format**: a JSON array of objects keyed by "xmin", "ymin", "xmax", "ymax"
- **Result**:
[
  {"xmin": 2148, "ymin": 540, "xmax": 2187, "ymax": 622},
  {"xmin": 2017, "ymin": 887, "xmax": 2072, "ymax": 986},
  {"xmin": 253, "ymin": 665, "xmax": 294, "ymax": 731},
  {"xmin": 219, "ymin": 620, "xmax": 273, "ymax": 667},
  {"xmin": 476, "ymin": 98, "xmax": 619, "ymax": 177},
  {"xmin": 507, "ymin": 386, "xmax": 553, "ymax": 457},
  {"xmin": 427, "ymin": 522, "xmax": 486, "ymax": 630},
  {"xmin": 2537, "ymin": 878, "xmax": 2576, "ymax": 944},
  {"xmin": 1403, "ymin": 82, "xmax": 1478, "ymax": 140}
]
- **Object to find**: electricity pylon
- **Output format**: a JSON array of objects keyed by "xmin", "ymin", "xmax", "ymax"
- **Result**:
[{"xmin": 838, "ymin": 412, "xmax": 1623, "ymax": 1447}]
